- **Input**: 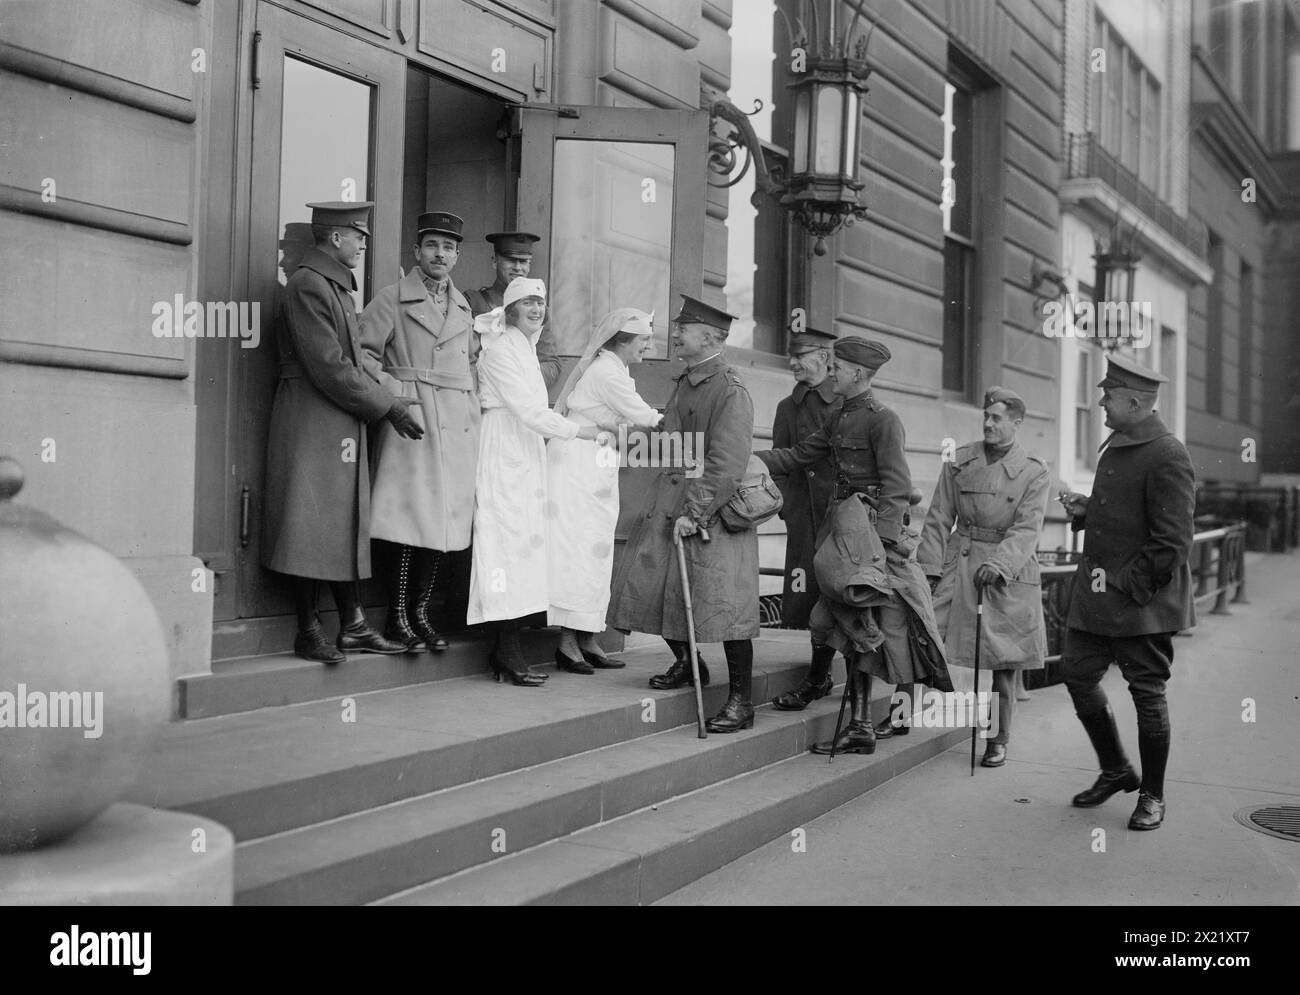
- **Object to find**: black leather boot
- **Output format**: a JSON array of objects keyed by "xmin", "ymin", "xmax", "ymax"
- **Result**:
[
  {"xmin": 876, "ymin": 682, "xmax": 914, "ymax": 738},
  {"xmin": 772, "ymin": 643, "xmax": 835, "ymax": 711},
  {"xmin": 383, "ymin": 544, "xmax": 423, "ymax": 651},
  {"xmin": 706, "ymin": 641, "xmax": 754, "ymax": 733},
  {"xmin": 649, "ymin": 639, "xmax": 709, "ymax": 690},
  {"xmin": 489, "ymin": 620, "xmax": 546, "ymax": 687},
  {"xmin": 292, "ymin": 578, "xmax": 345, "ymax": 665},
  {"xmin": 811, "ymin": 669, "xmax": 876, "ymax": 754},
  {"xmin": 338, "ymin": 598, "xmax": 408, "ymax": 652},
  {"xmin": 1071, "ymin": 705, "xmax": 1140, "ymax": 807},
  {"xmin": 410, "ymin": 549, "xmax": 449, "ymax": 652},
  {"xmin": 1128, "ymin": 730, "xmax": 1169, "ymax": 830},
  {"xmin": 295, "ymin": 620, "xmax": 346, "ymax": 665}
]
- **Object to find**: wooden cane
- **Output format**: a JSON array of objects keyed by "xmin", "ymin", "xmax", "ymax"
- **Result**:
[{"xmin": 674, "ymin": 528, "xmax": 709, "ymax": 739}]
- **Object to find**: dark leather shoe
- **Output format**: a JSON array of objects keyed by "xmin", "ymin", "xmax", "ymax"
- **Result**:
[
  {"xmin": 295, "ymin": 623, "xmax": 346, "ymax": 665},
  {"xmin": 771, "ymin": 674, "xmax": 834, "ymax": 711},
  {"xmin": 1127, "ymin": 791, "xmax": 1166, "ymax": 830},
  {"xmin": 337, "ymin": 619, "xmax": 411, "ymax": 655},
  {"xmin": 556, "ymin": 649, "xmax": 595, "ymax": 675},
  {"xmin": 1071, "ymin": 766, "xmax": 1140, "ymax": 807},
  {"xmin": 810, "ymin": 720, "xmax": 876, "ymax": 755},
  {"xmin": 981, "ymin": 743, "xmax": 1007, "ymax": 768},
  {"xmin": 582, "ymin": 649, "xmax": 625, "ymax": 669},
  {"xmin": 648, "ymin": 654, "xmax": 709, "ymax": 690},
  {"xmin": 705, "ymin": 696, "xmax": 754, "ymax": 733},
  {"xmin": 875, "ymin": 715, "xmax": 910, "ymax": 738}
]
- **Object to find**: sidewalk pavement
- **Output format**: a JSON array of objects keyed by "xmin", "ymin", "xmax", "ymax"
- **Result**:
[{"xmin": 658, "ymin": 552, "xmax": 1300, "ymax": 905}]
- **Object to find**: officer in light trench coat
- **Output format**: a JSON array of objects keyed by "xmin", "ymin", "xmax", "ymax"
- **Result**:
[
  {"xmin": 263, "ymin": 201, "xmax": 423, "ymax": 665},
  {"xmin": 910, "ymin": 386, "xmax": 1050, "ymax": 767},
  {"xmin": 606, "ymin": 295, "xmax": 761, "ymax": 733},
  {"xmin": 361, "ymin": 211, "xmax": 479, "ymax": 654}
]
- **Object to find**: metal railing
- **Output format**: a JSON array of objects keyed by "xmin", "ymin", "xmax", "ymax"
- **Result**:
[
  {"xmin": 1064, "ymin": 132, "xmax": 1209, "ymax": 259},
  {"xmin": 1196, "ymin": 484, "xmax": 1300, "ymax": 553}
]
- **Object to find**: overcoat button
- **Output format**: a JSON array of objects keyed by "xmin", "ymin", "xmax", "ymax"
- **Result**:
[
  {"xmin": 1007, "ymin": 496, "xmax": 1014, "ymax": 501},
  {"xmin": 1100, "ymin": 497, "xmax": 1107, "ymax": 505},
  {"xmin": 962, "ymin": 549, "xmax": 970, "ymax": 556}
]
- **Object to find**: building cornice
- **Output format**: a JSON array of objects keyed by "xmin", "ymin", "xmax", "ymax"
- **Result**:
[{"xmin": 1060, "ymin": 180, "xmax": 1215, "ymax": 286}]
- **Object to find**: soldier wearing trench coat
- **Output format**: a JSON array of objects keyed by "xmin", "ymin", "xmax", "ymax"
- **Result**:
[
  {"xmin": 770, "ymin": 336, "xmax": 841, "ymax": 629},
  {"xmin": 358, "ymin": 210, "xmax": 478, "ymax": 653},
  {"xmin": 606, "ymin": 356, "xmax": 759, "ymax": 646},
  {"xmin": 607, "ymin": 295, "xmax": 760, "ymax": 734},
  {"xmin": 263, "ymin": 241, "xmax": 397, "ymax": 581},
  {"xmin": 360, "ymin": 267, "xmax": 479, "ymax": 553},
  {"xmin": 919, "ymin": 439, "xmax": 1050, "ymax": 673},
  {"xmin": 916, "ymin": 387, "xmax": 1049, "ymax": 764}
]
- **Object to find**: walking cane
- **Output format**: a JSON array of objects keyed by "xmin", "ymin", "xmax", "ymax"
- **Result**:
[
  {"xmin": 970, "ymin": 584, "xmax": 984, "ymax": 776},
  {"xmin": 673, "ymin": 527, "xmax": 709, "ymax": 739},
  {"xmin": 827, "ymin": 664, "xmax": 853, "ymax": 763}
]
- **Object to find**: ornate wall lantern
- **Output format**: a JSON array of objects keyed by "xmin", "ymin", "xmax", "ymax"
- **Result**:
[
  {"xmin": 1092, "ymin": 216, "xmax": 1142, "ymax": 352},
  {"xmin": 708, "ymin": 0, "xmax": 876, "ymax": 256}
]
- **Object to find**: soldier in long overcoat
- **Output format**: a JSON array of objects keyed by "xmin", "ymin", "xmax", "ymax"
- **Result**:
[
  {"xmin": 360, "ymin": 211, "xmax": 479, "ymax": 653},
  {"xmin": 768, "ymin": 327, "xmax": 842, "ymax": 711},
  {"xmin": 606, "ymin": 296, "xmax": 761, "ymax": 733},
  {"xmin": 913, "ymin": 387, "xmax": 1050, "ymax": 766},
  {"xmin": 1058, "ymin": 354, "xmax": 1195, "ymax": 832},
  {"xmin": 262, "ymin": 202, "xmax": 422, "ymax": 664}
]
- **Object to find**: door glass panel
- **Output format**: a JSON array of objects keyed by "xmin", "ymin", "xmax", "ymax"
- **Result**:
[
  {"xmin": 276, "ymin": 56, "xmax": 373, "ymax": 303},
  {"xmin": 548, "ymin": 139, "xmax": 675, "ymax": 358}
]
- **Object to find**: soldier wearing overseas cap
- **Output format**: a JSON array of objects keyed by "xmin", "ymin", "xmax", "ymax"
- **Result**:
[
  {"xmin": 607, "ymin": 295, "xmax": 762, "ymax": 733},
  {"xmin": 884, "ymin": 385, "xmax": 1051, "ymax": 766},
  {"xmin": 263, "ymin": 202, "xmax": 424, "ymax": 665},
  {"xmin": 464, "ymin": 232, "xmax": 562, "ymax": 389},
  {"xmin": 767, "ymin": 326, "xmax": 843, "ymax": 710},
  {"xmin": 757, "ymin": 337, "xmax": 952, "ymax": 755},
  {"xmin": 360, "ymin": 211, "xmax": 479, "ymax": 655},
  {"xmin": 1057, "ymin": 353, "xmax": 1194, "ymax": 831}
]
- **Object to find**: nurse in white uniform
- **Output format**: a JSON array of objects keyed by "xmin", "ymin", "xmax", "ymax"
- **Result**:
[
  {"xmin": 467, "ymin": 278, "xmax": 609, "ymax": 687},
  {"xmin": 547, "ymin": 308, "xmax": 660, "ymax": 674}
]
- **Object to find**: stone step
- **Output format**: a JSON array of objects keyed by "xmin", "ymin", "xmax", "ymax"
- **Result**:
[
  {"xmin": 130, "ymin": 631, "xmax": 815, "ymax": 841},
  {"xmin": 376, "ymin": 721, "xmax": 967, "ymax": 906},
  {"xmin": 181, "ymin": 625, "xmax": 583, "ymax": 719},
  {"xmin": 235, "ymin": 691, "xmax": 856, "ymax": 905}
]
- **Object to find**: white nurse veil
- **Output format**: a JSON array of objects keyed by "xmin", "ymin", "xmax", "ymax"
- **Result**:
[{"xmin": 553, "ymin": 306, "xmax": 654, "ymax": 417}]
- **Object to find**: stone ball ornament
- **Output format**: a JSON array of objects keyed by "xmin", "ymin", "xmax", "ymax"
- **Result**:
[{"xmin": 0, "ymin": 457, "xmax": 170, "ymax": 850}]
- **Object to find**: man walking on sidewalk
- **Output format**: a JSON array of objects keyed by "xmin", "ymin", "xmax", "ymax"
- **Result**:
[{"xmin": 1058, "ymin": 354, "xmax": 1195, "ymax": 831}]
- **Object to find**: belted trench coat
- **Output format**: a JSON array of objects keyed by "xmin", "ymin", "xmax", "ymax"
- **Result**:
[
  {"xmin": 360, "ymin": 270, "xmax": 479, "ymax": 551},
  {"xmin": 606, "ymin": 354, "xmax": 760, "ymax": 643},
  {"xmin": 262, "ymin": 248, "xmax": 396, "ymax": 581},
  {"xmin": 918, "ymin": 441, "xmax": 1050, "ymax": 671}
]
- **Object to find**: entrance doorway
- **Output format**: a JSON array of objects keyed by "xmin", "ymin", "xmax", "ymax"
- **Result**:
[{"xmin": 196, "ymin": 2, "xmax": 710, "ymax": 662}]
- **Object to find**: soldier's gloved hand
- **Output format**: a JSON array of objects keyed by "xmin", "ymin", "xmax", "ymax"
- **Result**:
[
  {"xmin": 386, "ymin": 397, "xmax": 425, "ymax": 440},
  {"xmin": 973, "ymin": 563, "xmax": 1004, "ymax": 590},
  {"xmin": 673, "ymin": 516, "xmax": 699, "ymax": 539}
]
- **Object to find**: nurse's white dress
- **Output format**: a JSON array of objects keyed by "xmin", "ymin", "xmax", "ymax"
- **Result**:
[
  {"xmin": 467, "ymin": 320, "xmax": 579, "ymax": 625},
  {"xmin": 546, "ymin": 349, "xmax": 658, "ymax": 631}
]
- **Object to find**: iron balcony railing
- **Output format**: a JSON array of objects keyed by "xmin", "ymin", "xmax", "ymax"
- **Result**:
[{"xmin": 1065, "ymin": 132, "xmax": 1209, "ymax": 260}]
